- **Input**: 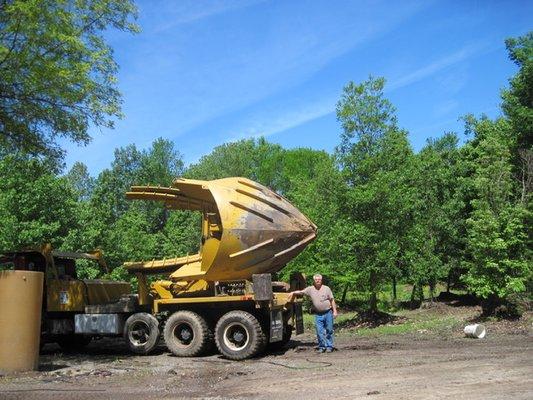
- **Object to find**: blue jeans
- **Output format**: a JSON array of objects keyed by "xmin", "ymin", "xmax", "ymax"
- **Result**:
[{"xmin": 314, "ymin": 309, "xmax": 334, "ymax": 349}]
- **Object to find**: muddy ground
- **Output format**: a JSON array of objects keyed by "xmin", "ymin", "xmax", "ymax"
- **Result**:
[{"xmin": 1, "ymin": 305, "xmax": 531, "ymax": 400}]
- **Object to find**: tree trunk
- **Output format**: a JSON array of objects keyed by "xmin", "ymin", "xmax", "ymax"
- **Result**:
[
  {"xmin": 392, "ymin": 275, "xmax": 397, "ymax": 302},
  {"xmin": 429, "ymin": 280, "xmax": 435, "ymax": 303},
  {"xmin": 446, "ymin": 270, "xmax": 452, "ymax": 293},
  {"xmin": 340, "ymin": 283, "xmax": 350, "ymax": 305},
  {"xmin": 417, "ymin": 284, "xmax": 424, "ymax": 306},
  {"xmin": 481, "ymin": 293, "xmax": 500, "ymax": 316},
  {"xmin": 410, "ymin": 284, "xmax": 417, "ymax": 309},
  {"xmin": 369, "ymin": 271, "xmax": 378, "ymax": 314}
]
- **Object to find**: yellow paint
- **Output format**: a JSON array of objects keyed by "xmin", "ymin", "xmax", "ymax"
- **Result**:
[
  {"xmin": 124, "ymin": 177, "xmax": 317, "ymax": 288},
  {"xmin": 151, "ymin": 280, "xmax": 173, "ymax": 299},
  {"xmin": 47, "ymin": 279, "xmax": 86, "ymax": 312},
  {"xmin": 136, "ymin": 273, "xmax": 150, "ymax": 306},
  {"xmin": 84, "ymin": 280, "xmax": 130, "ymax": 304}
]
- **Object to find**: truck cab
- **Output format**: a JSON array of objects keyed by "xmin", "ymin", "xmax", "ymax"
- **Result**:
[{"xmin": 0, "ymin": 244, "xmax": 131, "ymax": 350}]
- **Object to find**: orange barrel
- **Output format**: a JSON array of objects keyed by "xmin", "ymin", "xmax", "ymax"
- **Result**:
[{"xmin": 0, "ymin": 270, "xmax": 44, "ymax": 373}]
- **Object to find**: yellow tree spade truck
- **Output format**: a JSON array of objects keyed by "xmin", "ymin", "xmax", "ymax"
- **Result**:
[
  {"xmin": 0, "ymin": 177, "xmax": 316, "ymax": 360},
  {"xmin": 122, "ymin": 177, "xmax": 316, "ymax": 360}
]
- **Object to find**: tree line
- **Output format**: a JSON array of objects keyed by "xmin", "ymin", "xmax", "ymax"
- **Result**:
[{"xmin": 0, "ymin": 1, "xmax": 530, "ymax": 316}]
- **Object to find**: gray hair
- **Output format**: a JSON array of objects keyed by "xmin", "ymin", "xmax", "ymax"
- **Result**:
[{"xmin": 313, "ymin": 274, "xmax": 322, "ymax": 279}]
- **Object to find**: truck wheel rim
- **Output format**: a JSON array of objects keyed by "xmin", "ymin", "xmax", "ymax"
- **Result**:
[
  {"xmin": 129, "ymin": 321, "xmax": 150, "ymax": 346},
  {"xmin": 173, "ymin": 322, "xmax": 194, "ymax": 347},
  {"xmin": 223, "ymin": 322, "xmax": 249, "ymax": 351}
]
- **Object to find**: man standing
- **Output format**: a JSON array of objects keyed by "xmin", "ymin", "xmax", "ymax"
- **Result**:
[{"xmin": 289, "ymin": 274, "xmax": 337, "ymax": 353}]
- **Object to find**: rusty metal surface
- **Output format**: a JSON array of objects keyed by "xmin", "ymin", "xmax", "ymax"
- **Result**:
[{"xmin": 124, "ymin": 177, "xmax": 317, "ymax": 282}]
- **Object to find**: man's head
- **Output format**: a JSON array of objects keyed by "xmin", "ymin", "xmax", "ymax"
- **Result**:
[{"xmin": 313, "ymin": 274, "xmax": 323, "ymax": 288}]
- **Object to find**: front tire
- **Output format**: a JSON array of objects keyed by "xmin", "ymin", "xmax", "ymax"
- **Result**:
[
  {"xmin": 124, "ymin": 313, "xmax": 160, "ymax": 355},
  {"xmin": 164, "ymin": 311, "xmax": 212, "ymax": 357},
  {"xmin": 215, "ymin": 310, "xmax": 266, "ymax": 360}
]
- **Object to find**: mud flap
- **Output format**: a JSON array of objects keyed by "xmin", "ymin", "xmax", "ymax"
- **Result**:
[
  {"xmin": 269, "ymin": 309, "xmax": 283, "ymax": 343},
  {"xmin": 294, "ymin": 303, "xmax": 304, "ymax": 334}
]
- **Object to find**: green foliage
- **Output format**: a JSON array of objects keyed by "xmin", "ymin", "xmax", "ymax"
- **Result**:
[
  {"xmin": 63, "ymin": 138, "xmax": 194, "ymax": 279},
  {"xmin": 335, "ymin": 76, "xmax": 414, "ymax": 311},
  {"xmin": 0, "ymin": 155, "xmax": 78, "ymax": 250},
  {"xmin": 0, "ymin": 0, "xmax": 138, "ymax": 159},
  {"xmin": 74, "ymin": 259, "xmax": 100, "ymax": 280},
  {"xmin": 279, "ymin": 151, "xmax": 351, "ymax": 289},
  {"xmin": 66, "ymin": 162, "xmax": 94, "ymax": 201},
  {"xmin": 336, "ymin": 76, "xmax": 397, "ymax": 166},
  {"xmin": 462, "ymin": 118, "xmax": 532, "ymax": 301},
  {"xmin": 406, "ymin": 133, "xmax": 465, "ymax": 300},
  {"xmin": 501, "ymin": 32, "xmax": 532, "ymax": 151},
  {"xmin": 186, "ymin": 138, "xmax": 285, "ymax": 190}
]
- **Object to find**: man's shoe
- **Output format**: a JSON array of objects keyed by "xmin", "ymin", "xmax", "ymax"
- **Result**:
[
  {"xmin": 316, "ymin": 348, "xmax": 326, "ymax": 353},
  {"xmin": 326, "ymin": 348, "xmax": 333, "ymax": 353}
]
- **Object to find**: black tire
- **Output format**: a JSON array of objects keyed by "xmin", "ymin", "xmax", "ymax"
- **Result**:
[
  {"xmin": 57, "ymin": 335, "xmax": 92, "ymax": 352},
  {"xmin": 268, "ymin": 324, "xmax": 293, "ymax": 351},
  {"xmin": 164, "ymin": 311, "xmax": 212, "ymax": 357},
  {"xmin": 215, "ymin": 310, "xmax": 266, "ymax": 360},
  {"xmin": 124, "ymin": 312, "xmax": 160, "ymax": 355}
]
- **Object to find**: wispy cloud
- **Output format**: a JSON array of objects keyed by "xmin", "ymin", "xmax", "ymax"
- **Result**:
[
  {"xmin": 387, "ymin": 42, "xmax": 491, "ymax": 91},
  {"xmin": 61, "ymin": 0, "xmax": 531, "ymax": 176},
  {"xmin": 151, "ymin": 0, "xmax": 267, "ymax": 32},
  {"xmin": 228, "ymin": 98, "xmax": 336, "ymax": 142},
  {"xmin": 247, "ymin": 42, "xmax": 496, "ymax": 139},
  {"xmin": 433, "ymin": 100, "xmax": 459, "ymax": 118},
  {"xmin": 435, "ymin": 68, "xmax": 469, "ymax": 95},
  {"xmin": 128, "ymin": 0, "xmax": 431, "ymax": 142}
]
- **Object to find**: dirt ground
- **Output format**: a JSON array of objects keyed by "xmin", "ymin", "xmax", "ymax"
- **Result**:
[{"xmin": 1, "ymin": 305, "xmax": 531, "ymax": 400}]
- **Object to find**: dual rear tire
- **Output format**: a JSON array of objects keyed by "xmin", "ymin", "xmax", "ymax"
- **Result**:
[
  {"xmin": 163, "ymin": 310, "xmax": 267, "ymax": 360},
  {"xmin": 163, "ymin": 311, "xmax": 212, "ymax": 357},
  {"xmin": 215, "ymin": 310, "xmax": 266, "ymax": 360},
  {"xmin": 126, "ymin": 310, "xmax": 269, "ymax": 360}
]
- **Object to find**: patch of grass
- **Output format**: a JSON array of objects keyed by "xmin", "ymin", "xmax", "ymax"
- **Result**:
[
  {"xmin": 302, "ymin": 288, "xmax": 478, "ymax": 338},
  {"xmin": 350, "ymin": 315, "xmax": 461, "ymax": 337},
  {"xmin": 339, "ymin": 284, "xmax": 472, "ymax": 313},
  {"xmin": 300, "ymin": 304, "xmax": 468, "ymax": 337}
]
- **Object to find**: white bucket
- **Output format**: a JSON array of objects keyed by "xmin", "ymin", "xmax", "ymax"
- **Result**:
[{"xmin": 464, "ymin": 324, "xmax": 486, "ymax": 339}]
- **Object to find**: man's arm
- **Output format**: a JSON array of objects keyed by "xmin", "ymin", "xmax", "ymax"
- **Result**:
[
  {"xmin": 288, "ymin": 289, "xmax": 306, "ymax": 302},
  {"xmin": 331, "ymin": 298, "xmax": 338, "ymax": 318},
  {"xmin": 327, "ymin": 287, "xmax": 337, "ymax": 318}
]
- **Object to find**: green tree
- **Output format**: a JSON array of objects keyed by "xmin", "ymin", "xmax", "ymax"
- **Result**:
[
  {"xmin": 501, "ymin": 32, "xmax": 532, "ymax": 152},
  {"xmin": 278, "ymin": 150, "xmax": 351, "ymax": 290},
  {"xmin": 64, "ymin": 138, "xmax": 194, "ymax": 278},
  {"xmin": 501, "ymin": 33, "xmax": 532, "ymax": 208},
  {"xmin": 66, "ymin": 161, "xmax": 94, "ymax": 201},
  {"xmin": 91, "ymin": 143, "xmax": 143, "ymax": 223},
  {"xmin": 185, "ymin": 137, "xmax": 285, "ymax": 190},
  {"xmin": 407, "ymin": 133, "xmax": 465, "ymax": 303},
  {"xmin": 336, "ymin": 76, "xmax": 414, "ymax": 313},
  {"xmin": 462, "ymin": 117, "xmax": 531, "ymax": 312},
  {"xmin": 0, "ymin": 0, "xmax": 138, "ymax": 158},
  {"xmin": 0, "ymin": 155, "xmax": 77, "ymax": 250}
]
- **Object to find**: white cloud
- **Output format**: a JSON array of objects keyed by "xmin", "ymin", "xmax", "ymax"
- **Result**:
[
  {"xmin": 245, "ymin": 42, "xmax": 495, "ymax": 139},
  {"xmin": 433, "ymin": 100, "xmax": 459, "ymax": 118},
  {"xmin": 129, "ymin": 0, "xmax": 430, "ymax": 142},
  {"xmin": 150, "ymin": 0, "xmax": 267, "ymax": 32},
  {"xmin": 228, "ymin": 98, "xmax": 336, "ymax": 142},
  {"xmin": 387, "ymin": 43, "xmax": 487, "ymax": 91}
]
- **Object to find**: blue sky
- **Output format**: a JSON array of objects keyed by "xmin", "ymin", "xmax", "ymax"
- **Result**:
[{"xmin": 62, "ymin": 0, "xmax": 533, "ymax": 175}]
